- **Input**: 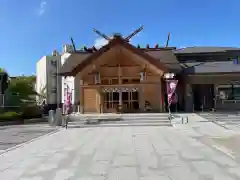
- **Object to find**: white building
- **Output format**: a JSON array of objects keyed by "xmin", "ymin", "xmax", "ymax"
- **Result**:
[
  {"xmin": 36, "ymin": 50, "xmax": 62, "ymax": 108},
  {"xmin": 61, "ymin": 45, "xmax": 81, "ymax": 112},
  {"xmin": 36, "ymin": 44, "xmax": 79, "ymax": 112}
]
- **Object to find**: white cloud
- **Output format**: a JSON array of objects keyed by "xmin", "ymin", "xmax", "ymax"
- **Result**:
[
  {"xmin": 94, "ymin": 38, "xmax": 109, "ymax": 49},
  {"xmin": 37, "ymin": 1, "xmax": 47, "ymax": 16}
]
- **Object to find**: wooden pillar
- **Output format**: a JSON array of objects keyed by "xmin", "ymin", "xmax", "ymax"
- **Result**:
[
  {"xmin": 99, "ymin": 89, "xmax": 104, "ymax": 113},
  {"xmin": 158, "ymin": 80, "xmax": 163, "ymax": 112},
  {"xmin": 96, "ymin": 88, "xmax": 101, "ymax": 113},
  {"xmin": 118, "ymin": 64, "xmax": 123, "ymax": 111},
  {"xmin": 80, "ymin": 79, "xmax": 84, "ymax": 113},
  {"xmin": 139, "ymin": 85, "xmax": 145, "ymax": 111}
]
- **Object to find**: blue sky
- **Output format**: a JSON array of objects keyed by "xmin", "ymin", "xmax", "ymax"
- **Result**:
[{"xmin": 0, "ymin": 0, "xmax": 240, "ymax": 76}]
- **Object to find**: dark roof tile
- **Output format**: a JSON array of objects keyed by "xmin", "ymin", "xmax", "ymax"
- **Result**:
[
  {"xmin": 174, "ymin": 46, "xmax": 240, "ymax": 54},
  {"xmin": 147, "ymin": 50, "xmax": 182, "ymax": 72},
  {"xmin": 183, "ymin": 61, "xmax": 240, "ymax": 74},
  {"xmin": 60, "ymin": 53, "xmax": 90, "ymax": 75}
]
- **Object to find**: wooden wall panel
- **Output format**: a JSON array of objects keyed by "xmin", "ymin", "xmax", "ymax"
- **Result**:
[
  {"xmin": 143, "ymin": 75, "xmax": 162, "ymax": 111},
  {"xmin": 83, "ymin": 88, "xmax": 98, "ymax": 113},
  {"xmin": 144, "ymin": 84, "xmax": 161, "ymax": 111}
]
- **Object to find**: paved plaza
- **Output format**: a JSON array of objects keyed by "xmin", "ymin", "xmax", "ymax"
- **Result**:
[
  {"xmin": 0, "ymin": 123, "xmax": 59, "ymax": 153},
  {"xmin": 1, "ymin": 116, "xmax": 240, "ymax": 179},
  {"xmin": 199, "ymin": 112, "xmax": 240, "ymax": 130}
]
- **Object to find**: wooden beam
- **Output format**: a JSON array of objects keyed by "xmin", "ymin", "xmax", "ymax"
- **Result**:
[
  {"xmin": 100, "ymin": 64, "xmax": 140, "ymax": 68},
  {"xmin": 81, "ymin": 82, "xmax": 161, "ymax": 88}
]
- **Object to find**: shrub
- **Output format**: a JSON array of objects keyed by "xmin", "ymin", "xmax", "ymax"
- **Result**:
[
  {"xmin": 21, "ymin": 105, "xmax": 43, "ymax": 119},
  {"xmin": 0, "ymin": 111, "xmax": 21, "ymax": 121}
]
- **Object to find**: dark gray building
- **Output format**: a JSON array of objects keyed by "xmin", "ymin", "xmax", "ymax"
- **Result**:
[
  {"xmin": 0, "ymin": 72, "xmax": 9, "ymax": 107},
  {"xmin": 175, "ymin": 47, "xmax": 240, "ymax": 112}
]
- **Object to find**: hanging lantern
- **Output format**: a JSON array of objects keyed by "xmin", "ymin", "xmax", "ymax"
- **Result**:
[
  {"xmin": 94, "ymin": 71, "xmax": 100, "ymax": 84},
  {"xmin": 140, "ymin": 70, "xmax": 146, "ymax": 81}
]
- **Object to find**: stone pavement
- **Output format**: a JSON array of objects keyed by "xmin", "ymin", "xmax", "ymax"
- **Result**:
[
  {"xmin": 0, "ymin": 123, "xmax": 58, "ymax": 153},
  {"xmin": 1, "ymin": 124, "xmax": 240, "ymax": 179},
  {"xmin": 198, "ymin": 112, "xmax": 240, "ymax": 130}
]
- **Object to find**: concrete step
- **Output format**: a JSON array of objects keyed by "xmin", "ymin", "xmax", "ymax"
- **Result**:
[
  {"xmin": 67, "ymin": 122, "xmax": 172, "ymax": 128},
  {"xmin": 69, "ymin": 118, "xmax": 170, "ymax": 124},
  {"xmin": 200, "ymin": 115, "xmax": 240, "ymax": 118},
  {"xmin": 69, "ymin": 118, "xmax": 171, "ymax": 123},
  {"xmin": 200, "ymin": 117, "xmax": 240, "ymax": 121},
  {"xmin": 66, "ymin": 113, "xmax": 173, "ymax": 128},
  {"xmin": 71, "ymin": 119, "xmax": 170, "ymax": 125},
  {"xmin": 67, "ymin": 114, "xmax": 172, "ymax": 127},
  {"xmin": 70, "ymin": 114, "xmax": 170, "ymax": 120},
  {"xmin": 201, "ymin": 117, "xmax": 240, "ymax": 121}
]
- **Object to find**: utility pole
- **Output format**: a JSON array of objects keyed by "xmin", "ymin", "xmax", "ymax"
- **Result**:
[
  {"xmin": 52, "ymin": 50, "xmax": 60, "ymax": 109},
  {"xmin": 56, "ymin": 58, "xmax": 60, "ymax": 109}
]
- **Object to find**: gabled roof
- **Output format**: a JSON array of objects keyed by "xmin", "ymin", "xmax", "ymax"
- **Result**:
[{"xmin": 59, "ymin": 36, "xmax": 171, "ymax": 76}]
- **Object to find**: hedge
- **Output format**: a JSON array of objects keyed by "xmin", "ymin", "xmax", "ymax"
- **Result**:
[
  {"xmin": 0, "ymin": 106, "xmax": 43, "ymax": 121},
  {"xmin": 0, "ymin": 111, "xmax": 21, "ymax": 121}
]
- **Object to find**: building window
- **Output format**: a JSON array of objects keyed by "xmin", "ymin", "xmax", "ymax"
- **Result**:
[
  {"xmin": 94, "ymin": 72, "xmax": 100, "ymax": 84},
  {"xmin": 217, "ymin": 84, "xmax": 240, "ymax": 100},
  {"xmin": 103, "ymin": 91, "xmax": 119, "ymax": 109},
  {"xmin": 52, "ymin": 72, "xmax": 57, "ymax": 77},
  {"xmin": 51, "ymin": 60, "xmax": 57, "ymax": 67},
  {"xmin": 131, "ymin": 79, "xmax": 140, "ymax": 84},
  {"xmin": 51, "ymin": 88, "xmax": 57, "ymax": 93},
  {"xmin": 101, "ymin": 79, "xmax": 109, "ymax": 85},
  {"xmin": 110, "ymin": 78, "xmax": 118, "ymax": 85},
  {"xmin": 229, "ymin": 57, "xmax": 240, "ymax": 65},
  {"xmin": 122, "ymin": 79, "xmax": 129, "ymax": 84},
  {"xmin": 233, "ymin": 85, "xmax": 240, "ymax": 100},
  {"xmin": 140, "ymin": 71, "xmax": 146, "ymax": 81}
]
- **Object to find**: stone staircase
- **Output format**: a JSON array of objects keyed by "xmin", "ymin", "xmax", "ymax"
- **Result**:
[
  {"xmin": 199, "ymin": 112, "xmax": 240, "ymax": 130},
  {"xmin": 67, "ymin": 113, "xmax": 172, "ymax": 128}
]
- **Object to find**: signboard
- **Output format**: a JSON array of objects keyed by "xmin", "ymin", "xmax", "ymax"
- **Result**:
[{"xmin": 219, "ymin": 91, "xmax": 226, "ymax": 100}]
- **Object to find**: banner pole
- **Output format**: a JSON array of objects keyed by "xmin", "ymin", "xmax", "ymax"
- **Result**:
[{"xmin": 168, "ymin": 105, "xmax": 171, "ymax": 121}]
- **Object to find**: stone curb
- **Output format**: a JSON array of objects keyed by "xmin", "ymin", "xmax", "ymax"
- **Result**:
[
  {"xmin": 0, "ymin": 128, "xmax": 61, "ymax": 156},
  {"xmin": 0, "ymin": 117, "xmax": 48, "ymax": 126},
  {"xmin": 211, "ymin": 121, "xmax": 229, "ymax": 129}
]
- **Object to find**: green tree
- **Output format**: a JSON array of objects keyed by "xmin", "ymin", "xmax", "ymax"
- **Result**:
[
  {"xmin": 0, "ymin": 68, "xmax": 7, "ymax": 73},
  {"xmin": 39, "ymin": 85, "xmax": 46, "ymax": 102},
  {"xmin": 5, "ymin": 76, "xmax": 37, "ymax": 107}
]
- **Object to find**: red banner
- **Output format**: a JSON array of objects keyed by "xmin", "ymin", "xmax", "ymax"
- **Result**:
[
  {"xmin": 64, "ymin": 86, "xmax": 72, "ymax": 114},
  {"xmin": 166, "ymin": 80, "xmax": 178, "ymax": 107}
]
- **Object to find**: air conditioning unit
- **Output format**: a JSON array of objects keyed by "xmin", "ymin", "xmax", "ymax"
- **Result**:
[{"xmin": 63, "ymin": 44, "xmax": 74, "ymax": 53}]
